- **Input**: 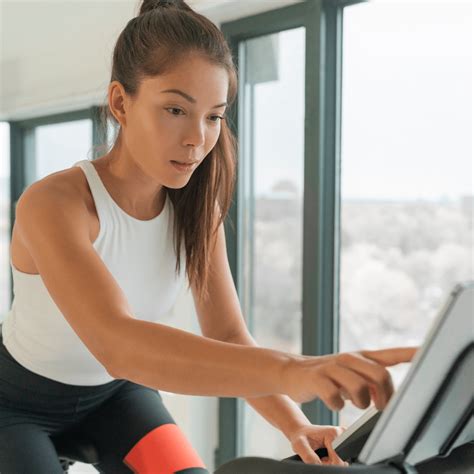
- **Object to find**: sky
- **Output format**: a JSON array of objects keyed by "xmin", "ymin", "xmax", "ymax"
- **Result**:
[
  {"xmin": 0, "ymin": 0, "xmax": 472, "ymax": 202},
  {"xmin": 340, "ymin": 0, "xmax": 472, "ymax": 201},
  {"xmin": 249, "ymin": 0, "xmax": 472, "ymax": 201}
]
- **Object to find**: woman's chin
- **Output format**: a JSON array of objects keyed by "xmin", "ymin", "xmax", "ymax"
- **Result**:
[{"xmin": 166, "ymin": 175, "xmax": 194, "ymax": 189}]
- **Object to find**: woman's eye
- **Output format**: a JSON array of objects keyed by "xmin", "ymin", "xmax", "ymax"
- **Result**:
[
  {"xmin": 165, "ymin": 108, "xmax": 225, "ymax": 123},
  {"xmin": 166, "ymin": 107, "xmax": 184, "ymax": 115}
]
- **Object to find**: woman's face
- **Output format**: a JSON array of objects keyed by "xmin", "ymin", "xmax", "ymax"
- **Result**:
[{"xmin": 111, "ymin": 53, "xmax": 229, "ymax": 188}]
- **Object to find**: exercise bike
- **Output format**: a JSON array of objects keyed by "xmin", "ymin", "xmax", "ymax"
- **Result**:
[{"xmin": 50, "ymin": 432, "xmax": 474, "ymax": 473}]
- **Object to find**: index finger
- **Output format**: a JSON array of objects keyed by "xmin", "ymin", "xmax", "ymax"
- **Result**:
[
  {"xmin": 360, "ymin": 347, "xmax": 419, "ymax": 367},
  {"xmin": 324, "ymin": 435, "xmax": 346, "ymax": 466}
]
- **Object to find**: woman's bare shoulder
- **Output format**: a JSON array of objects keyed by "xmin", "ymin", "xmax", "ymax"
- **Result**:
[
  {"xmin": 23, "ymin": 165, "xmax": 97, "ymax": 217},
  {"xmin": 11, "ymin": 166, "xmax": 95, "ymax": 274},
  {"xmin": 19, "ymin": 165, "xmax": 85, "ymax": 196}
]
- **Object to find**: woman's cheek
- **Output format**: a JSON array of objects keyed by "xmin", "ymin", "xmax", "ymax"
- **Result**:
[{"xmin": 209, "ymin": 127, "xmax": 221, "ymax": 148}]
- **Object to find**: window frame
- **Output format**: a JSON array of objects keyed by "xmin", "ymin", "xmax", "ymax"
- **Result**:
[{"xmin": 218, "ymin": 0, "xmax": 367, "ymax": 466}]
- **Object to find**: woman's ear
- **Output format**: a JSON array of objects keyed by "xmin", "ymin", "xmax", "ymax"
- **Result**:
[{"xmin": 108, "ymin": 81, "xmax": 129, "ymax": 128}]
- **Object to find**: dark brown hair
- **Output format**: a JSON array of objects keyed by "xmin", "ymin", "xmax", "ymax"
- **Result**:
[{"xmin": 95, "ymin": 0, "xmax": 238, "ymax": 301}]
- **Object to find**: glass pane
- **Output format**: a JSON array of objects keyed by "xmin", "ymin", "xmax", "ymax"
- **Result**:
[
  {"xmin": 32, "ymin": 119, "xmax": 93, "ymax": 183},
  {"xmin": 239, "ymin": 27, "xmax": 305, "ymax": 459},
  {"xmin": 0, "ymin": 122, "xmax": 10, "ymax": 322},
  {"xmin": 339, "ymin": 0, "xmax": 472, "ymax": 428}
]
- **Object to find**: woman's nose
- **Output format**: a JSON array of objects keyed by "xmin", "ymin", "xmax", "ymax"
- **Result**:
[{"xmin": 183, "ymin": 121, "xmax": 206, "ymax": 148}]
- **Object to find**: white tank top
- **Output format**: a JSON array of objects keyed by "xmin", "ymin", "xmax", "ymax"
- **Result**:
[{"xmin": 2, "ymin": 159, "xmax": 186, "ymax": 386}]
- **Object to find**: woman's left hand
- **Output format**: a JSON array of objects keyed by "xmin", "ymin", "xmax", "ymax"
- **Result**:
[{"xmin": 286, "ymin": 423, "xmax": 349, "ymax": 466}]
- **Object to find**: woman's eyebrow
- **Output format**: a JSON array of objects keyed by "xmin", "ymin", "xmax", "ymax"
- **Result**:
[{"xmin": 161, "ymin": 89, "xmax": 227, "ymax": 109}]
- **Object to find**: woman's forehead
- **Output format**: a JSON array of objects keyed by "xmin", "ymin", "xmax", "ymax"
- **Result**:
[{"xmin": 139, "ymin": 69, "xmax": 229, "ymax": 105}]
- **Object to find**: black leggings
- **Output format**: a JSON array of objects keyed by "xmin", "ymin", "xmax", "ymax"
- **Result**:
[{"xmin": 0, "ymin": 330, "xmax": 209, "ymax": 474}]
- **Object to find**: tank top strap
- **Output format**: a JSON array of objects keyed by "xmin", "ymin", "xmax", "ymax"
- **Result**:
[{"xmin": 73, "ymin": 159, "xmax": 116, "ymax": 225}]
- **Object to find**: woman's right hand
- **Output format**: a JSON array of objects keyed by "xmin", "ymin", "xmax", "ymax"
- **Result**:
[{"xmin": 282, "ymin": 347, "xmax": 419, "ymax": 410}]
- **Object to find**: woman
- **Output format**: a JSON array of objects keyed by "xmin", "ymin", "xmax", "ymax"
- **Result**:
[{"xmin": 0, "ymin": 0, "xmax": 417, "ymax": 472}]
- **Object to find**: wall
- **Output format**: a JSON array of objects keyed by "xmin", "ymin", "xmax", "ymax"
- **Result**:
[{"xmin": 0, "ymin": 0, "xmax": 302, "ymax": 121}]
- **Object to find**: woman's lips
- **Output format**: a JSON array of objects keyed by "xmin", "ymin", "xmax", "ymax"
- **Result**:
[{"xmin": 170, "ymin": 160, "xmax": 197, "ymax": 173}]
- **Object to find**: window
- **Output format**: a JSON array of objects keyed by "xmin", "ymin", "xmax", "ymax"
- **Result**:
[
  {"xmin": 0, "ymin": 122, "xmax": 10, "ymax": 322},
  {"xmin": 338, "ymin": 0, "xmax": 473, "ymax": 428},
  {"xmin": 238, "ymin": 27, "xmax": 306, "ymax": 459},
  {"xmin": 29, "ymin": 119, "xmax": 93, "ymax": 184}
]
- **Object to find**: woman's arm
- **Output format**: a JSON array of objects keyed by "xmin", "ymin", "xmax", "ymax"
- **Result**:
[
  {"xmin": 15, "ymin": 179, "xmax": 293, "ymax": 398},
  {"xmin": 223, "ymin": 330, "xmax": 312, "ymax": 439},
  {"xmin": 109, "ymin": 317, "xmax": 291, "ymax": 398}
]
